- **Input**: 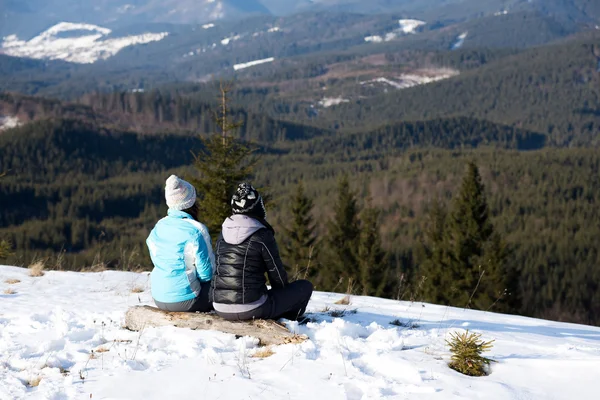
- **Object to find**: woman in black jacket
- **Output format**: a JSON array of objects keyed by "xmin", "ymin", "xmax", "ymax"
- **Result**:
[{"xmin": 210, "ymin": 183, "xmax": 314, "ymax": 321}]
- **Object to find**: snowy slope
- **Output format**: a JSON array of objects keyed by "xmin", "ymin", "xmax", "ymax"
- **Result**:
[
  {"xmin": 233, "ymin": 57, "xmax": 275, "ymax": 70},
  {"xmin": 360, "ymin": 69, "xmax": 459, "ymax": 90},
  {"xmin": 1, "ymin": 23, "xmax": 168, "ymax": 64},
  {"xmin": 1, "ymin": 265, "xmax": 599, "ymax": 400},
  {"xmin": 0, "ymin": 116, "xmax": 21, "ymax": 131}
]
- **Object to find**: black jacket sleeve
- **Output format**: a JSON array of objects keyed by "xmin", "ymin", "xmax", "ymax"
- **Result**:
[{"xmin": 259, "ymin": 230, "xmax": 289, "ymax": 289}]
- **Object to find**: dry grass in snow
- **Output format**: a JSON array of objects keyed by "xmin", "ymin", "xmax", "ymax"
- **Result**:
[{"xmin": 28, "ymin": 261, "xmax": 45, "ymax": 277}]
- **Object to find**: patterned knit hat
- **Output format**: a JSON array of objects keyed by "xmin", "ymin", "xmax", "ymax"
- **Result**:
[
  {"xmin": 231, "ymin": 183, "xmax": 266, "ymax": 219},
  {"xmin": 165, "ymin": 175, "xmax": 196, "ymax": 211}
]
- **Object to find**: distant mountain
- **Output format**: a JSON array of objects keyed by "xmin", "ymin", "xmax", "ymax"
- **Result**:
[
  {"xmin": 0, "ymin": 0, "xmax": 271, "ymax": 38},
  {"xmin": 1, "ymin": 22, "xmax": 168, "ymax": 64},
  {"xmin": 317, "ymin": 31, "xmax": 600, "ymax": 146},
  {"xmin": 2, "ymin": 0, "xmax": 598, "ymax": 40}
]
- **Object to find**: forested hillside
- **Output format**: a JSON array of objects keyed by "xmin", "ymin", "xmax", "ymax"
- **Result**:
[
  {"xmin": 0, "ymin": 106, "xmax": 599, "ymax": 325},
  {"xmin": 1, "ymin": 8, "xmax": 599, "ymax": 327},
  {"xmin": 318, "ymin": 33, "xmax": 600, "ymax": 146}
]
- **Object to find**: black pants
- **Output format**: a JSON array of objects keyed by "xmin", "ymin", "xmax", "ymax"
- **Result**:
[
  {"xmin": 154, "ymin": 281, "xmax": 213, "ymax": 312},
  {"xmin": 215, "ymin": 280, "xmax": 313, "ymax": 321}
]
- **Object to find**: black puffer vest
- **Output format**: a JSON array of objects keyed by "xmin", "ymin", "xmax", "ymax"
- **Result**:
[{"xmin": 210, "ymin": 215, "xmax": 288, "ymax": 305}]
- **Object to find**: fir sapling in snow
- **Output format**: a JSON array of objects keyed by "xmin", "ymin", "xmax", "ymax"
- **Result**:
[{"xmin": 446, "ymin": 330, "xmax": 496, "ymax": 376}]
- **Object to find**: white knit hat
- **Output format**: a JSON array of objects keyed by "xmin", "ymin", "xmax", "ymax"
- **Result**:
[{"xmin": 165, "ymin": 175, "xmax": 196, "ymax": 211}]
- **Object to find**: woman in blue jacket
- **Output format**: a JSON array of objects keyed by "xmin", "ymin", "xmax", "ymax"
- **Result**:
[{"xmin": 146, "ymin": 175, "xmax": 215, "ymax": 312}]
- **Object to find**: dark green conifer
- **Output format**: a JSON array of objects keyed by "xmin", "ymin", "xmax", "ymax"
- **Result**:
[
  {"xmin": 188, "ymin": 82, "xmax": 259, "ymax": 240},
  {"xmin": 419, "ymin": 162, "xmax": 510, "ymax": 310},
  {"xmin": 323, "ymin": 174, "xmax": 360, "ymax": 292},
  {"xmin": 357, "ymin": 199, "xmax": 389, "ymax": 297},
  {"xmin": 283, "ymin": 181, "xmax": 318, "ymax": 281},
  {"xmin": 417, "ymin": 198, "xmax": 452, "ymax": 303},
  {"xmin": 0, "ymin": 239, "xmax": 13, "ymax": 260}
]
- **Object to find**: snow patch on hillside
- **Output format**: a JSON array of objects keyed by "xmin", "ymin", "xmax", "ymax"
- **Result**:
[
  {"xmin": 318, "ymin": 97, "xmax": 349, "ymax": 107},
  {"xmin": 1, "ymin": 22, "xmax": 168, "ymax": 64},
  {"xmin": 202, "ymin": 23, "xmax": 215, "ymax": 29},
  {"xmin": 452, "ymin": 32, "xmax": 468, "ymax": 49},
  {"xmin": 0, "ymin": 265, "xmax": 599, "ymax": 400},
  {"xmin": 494, "ymin": 10, "xmax": 509, "ymax": 16},
  {"xmin": 221, "ymin": 34, "xmax": 241, "ymax": 45},
  {"xmin": 364, "ymin": 35, "xmax": 383, "ymax": 43},
  {"xmin": 233, "ymin": 57, "xmax": 275, "ymax": 70},
  {"xmin": 364, "ymin": 19, "xmax": 425, "ymax": 44},
  {"xmin": 398, "ymin": 19, "xmax": 426, "ymax": 34},
  {"xmin": 361, "ymin": 68, "xmax": 459, "ymax": 90},
  {"xmin": 0, "ymin": 116, "xmax": 20, "ymax": 131}
]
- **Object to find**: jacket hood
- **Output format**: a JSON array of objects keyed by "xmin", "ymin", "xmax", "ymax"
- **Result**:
[{"xmin": 221, "ymin": 214, "xmax": 265, "ymax": 245}]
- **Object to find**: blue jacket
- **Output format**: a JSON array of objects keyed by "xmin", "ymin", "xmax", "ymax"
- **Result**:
[{"xmin": 146, "ymin": 209, "xmax": 215, "ymax": 303}]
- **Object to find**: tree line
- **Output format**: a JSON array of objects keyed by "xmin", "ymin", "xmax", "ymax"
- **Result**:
[{"xmin": 1, "ymin": 91, "xmax": 599, "ymax": 325}]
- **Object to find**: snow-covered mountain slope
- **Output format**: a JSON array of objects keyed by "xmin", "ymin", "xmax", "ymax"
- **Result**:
[
  {"xmin": 0, "ymin": 0, "xmax": 271, "ymax": 38},
  {"xmin": 359, "ymin": 68, "xmax": 459, "ymax": 90},
  {"xmin": 233, "ymin": 57, "xmax": 275, "ymax": 70},
  {"xmin": 1, "ymin": 22, "xmax": 168, "ymax": 64},
  {"xmin": 398, "ymin": 19, "xmax": 426, "ymax": 34},
  {"xmin": 0, "ymin": 116, "xmax": 21, "ymax": 131},
  {"xmin": 1, "ymin": 265, "xmax": 599, "ymax": 399}
]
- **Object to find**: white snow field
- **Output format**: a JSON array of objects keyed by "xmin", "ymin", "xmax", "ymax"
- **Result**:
[
  {"xmin": 452, "ymin": 32, "xmax": 469, "ymax": 50},
  {"xmin": 0, "ymin": 116, "xmax": 21, "ymax": 131},
  {"xmin": 233, "ymin": 57, "xmax": 275, "ymax": 71},
  {"xmin": 360, "ymin": 69, "xmax": 459, "ymax": 90},
  {"xmin": 1, "ymin": 22, "xmax": 168, "ymax": 64},
  {"xmin": 1, "ymin": 265, "xmax": 599, "ymax": 400},
  {"xmin": 318, "ymin": 97, "xmax": 350, "ymax": 108},
  {"xmin": 398, "ymin": 19, "xmax": 426, "ymax": 34}
]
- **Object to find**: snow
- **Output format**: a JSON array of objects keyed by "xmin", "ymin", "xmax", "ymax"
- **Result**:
[
  {"xmin": 364, "ymin": 35, "xmax": 383, "ymax": 43},
  {"xmin": 117, "ymin": 4, "xmax": 135, "ymax": 14},
  {"xmin": 1, "ymin": 22, "xmax": 168, "ymax": 64},
  {"xmin": 202, "ymin": 23, "xmax": 215, "ymax": 29},
  {"xmin": 268, "ymin": 27, "xmax": 281, "ymax": 33},
  {"xmin": 233, "ymin": 57, "xmax": 275, "ymax": 70},
  {"xmin": 494, "ymin": 10, "xmax": 509, "ymax": 16},
  {"xmin": 318, "ymin": 97, "xmax": 350, "ymax": 107},
  {"xmin": 360, "ymin": 69, "xmax": 459, "ymax": 90},
  {"xmin": 221, "ymin": 34, "xmax": 241, "ymax": 45},
  {"xmin": 209, "ymin": 1, "xmax": 225, "ymax": 20},
  {"xmin": 452, "ymin": 32, "xmax": 468, "ymax": 50},
  {"xmin": 0, "ymin": 116, "xmax": 21, "ymax": 131},
  {"xmin": 398, "ymin": 19, "xmax": 426, "ymax": 34},
  {"xmin": 1, "ymin": 266, "xmax": 599, "ymax": 399},
  {"xmin": 385, "ymin": 32, "xmax": 397, "ymax": 41}
]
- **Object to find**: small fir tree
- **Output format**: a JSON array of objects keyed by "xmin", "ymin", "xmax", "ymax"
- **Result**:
[
  {"xmin": 446, "ymin": 330, "xmax": 496, "ymax": 376},
  {"xmin": 323, "ymin": 174, "xmax": 360, "ymax": 292},
  {"xmin": 357, "ymin": 199, "xmax": 389, "ymax": 297},
  {"xmin": 283, "ymin": 181, "xmax": 318, "ymax": 280},
  {"xmin": 188, "ymin": 82, "xmax": 259, "ymax": 240}
]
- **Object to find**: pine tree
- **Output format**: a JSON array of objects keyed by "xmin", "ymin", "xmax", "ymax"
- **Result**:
[
  {"xmin": 283, "ymin": 181, "xmax": 318, "ymax": 281},
  {"xmin": 188, "ymin": 82, "xmax": 259, "ymax": 240},
  {"xmin": 417, "ymin": 198, "xmax": 452, "ymax": 303},
  {"xmin": 0, "ymin": 239, "xmax": 13, "ymax": 260},
  {"xmin": 0, "ymin": 172, "xmax": 11, "ymax": 260},
  {"xmin": 323, "ymin": 174, "xmax": 360, "ymax": 292},
  {"xmin": 447, "ymin": 161, "xmax": 508, "ymax": 310},
  {"xmin": 357, "ymin": 199, "xmax": 389, "ymax": 297},
  {"xmin": 419, "ymin": 162, "xmax": 510, "ymax": 310}
]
